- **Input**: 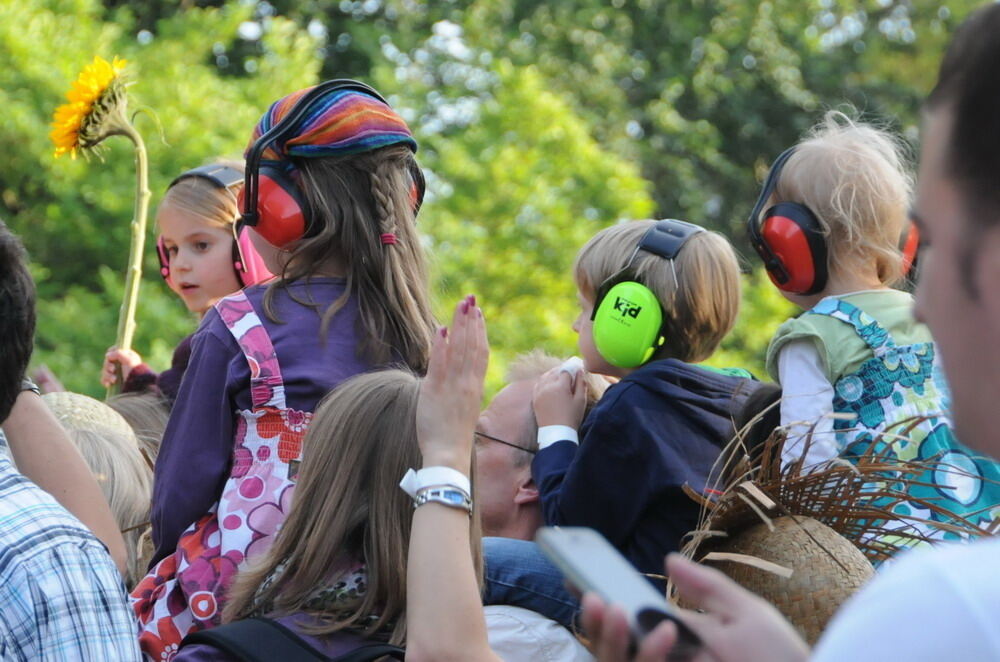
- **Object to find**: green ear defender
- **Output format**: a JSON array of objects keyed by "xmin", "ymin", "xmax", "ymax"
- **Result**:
[{"xmin": 590, "ymin": 219, "xmax": 705, "ymax": 368}]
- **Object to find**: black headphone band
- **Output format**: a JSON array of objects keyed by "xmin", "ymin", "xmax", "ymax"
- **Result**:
[
  {"xmin": 590, "ymin": 219, "xmax": 704, "ymax": 322},
  {"xmin": 747, "ymin": 147, "xmax": 797, "ymax": 241},
  {"xmin": 746, "ymin": 147, "xmax": 801, "ymax": 281},
  {"xmin": 169, "ymin": 164, "xmax": 244, "ymax": 192},
  {"xmin": 638, "ymin": 219, "xmax": 705, "ymax": 260},
  {"xmin": 242, "ymin": 79, "xmax": 387, "ymax": 229}
]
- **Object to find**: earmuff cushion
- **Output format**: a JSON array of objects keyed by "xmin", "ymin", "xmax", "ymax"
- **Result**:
[
  {"xmin": 156, "ymin": 236, "xmax": 172, "ymax": 285},
  {"xmin": 759, "ymin": 202, "xmax": 829, "ymax": 295},
  {"xmin": 234, "ymin": 226, "xmax": 275, "ymax": 287},
  {"xmin": 408, "ymin": 160, "xmax": 426, "ymax": 214},
  {"xmin": 591, "ymin": 280, "xmax": 665, "ymax": 368},
  {"xmin": 238, "ymin": 165, "xmax": 308, "ymax": 248},
  {"xmin": 900, "ymin": 222, "xmax": 920, "ymax": 278}
]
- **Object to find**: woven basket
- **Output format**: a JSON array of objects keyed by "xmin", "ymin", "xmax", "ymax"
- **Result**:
[
  {"xmin": 42, "ymin": 391, "xmax": 138, "ymax": 443},
  {"xmin": 696, "ymin": 516, "xmax": 873, "ymax": 645}
]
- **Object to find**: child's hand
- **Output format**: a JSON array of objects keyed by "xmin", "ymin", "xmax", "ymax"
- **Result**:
[
  {"xmin": 533, "ymin": 366, "xmax": 588, "ymax": 429},
  {"xmin": 416, "ymin": 295, "xmax": 489, "ymax": 473},
  {"xmin": 101, "ymin": 346, "xmax": 143, "ymax": 387}
]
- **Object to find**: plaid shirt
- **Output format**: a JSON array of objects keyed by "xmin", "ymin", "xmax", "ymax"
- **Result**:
[{"xmin": 0, "ymin": 451, "xmax": 140, "ymax": 661}]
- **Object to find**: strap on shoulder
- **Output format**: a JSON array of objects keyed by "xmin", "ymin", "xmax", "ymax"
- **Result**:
[
  {"xmin": 214, "ymin": 290, "xmax": 287, "ymax": 409},
  {"xmin": 332, "ymin": 642, "xmax": 406, "ymax": 662},
  {"xmin": 181, "ymin": 617, "xmax": 331, "ymax": 662},
  {"xmin": 806, "ymin": 297, "xmax": 895, "ymax": 351}
]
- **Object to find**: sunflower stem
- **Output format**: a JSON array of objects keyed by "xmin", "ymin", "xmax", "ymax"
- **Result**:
[{"xmin": 107, "ymin": 114, "xmax": 150, "ymax": 398}]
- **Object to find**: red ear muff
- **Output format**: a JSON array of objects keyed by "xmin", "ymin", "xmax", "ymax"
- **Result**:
[
  {"xmin": 899, "ymin": 222, "xmax": 920, "ymax": 278},
  {"xmin": 748, "ymin": 147, "xmax": 829, "ymax": 296},
  {"xmin": 156, "ymin": 236, "xmax": 172, "ymax": 285},
  {"xmin": 758, "ymin": 202, "xmax": 828, "ymax": 295},
  {"xmin": 408, "ymin": 160, "xmax": 426, "ymax": 215},
  {"xmin": 237, "ymin": 164, "xmax": 308, "ymax": 248}
]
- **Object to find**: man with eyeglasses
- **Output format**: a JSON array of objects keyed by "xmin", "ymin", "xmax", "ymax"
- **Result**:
[{"xmin": 476, "ymin": 351, "xmax": 609, "ymax": 661}]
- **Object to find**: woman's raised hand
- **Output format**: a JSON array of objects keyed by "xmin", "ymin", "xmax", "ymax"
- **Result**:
[{"xmin": 416, "ymin": 295, "xmax": 488, "ymax": 472}]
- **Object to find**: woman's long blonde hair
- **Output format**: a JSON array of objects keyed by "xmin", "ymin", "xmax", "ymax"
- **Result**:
[
  {"xmin": 223, "ymin": 369, "xmax": 482, "ymax": 643},
  {"xmin": 262, "ymin": 145, "xmax": 436, "ymax": 373}
]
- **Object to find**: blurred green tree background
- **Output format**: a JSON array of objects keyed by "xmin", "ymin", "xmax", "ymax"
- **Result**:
[{"xmin": 1, "ymin": 0, "xmax": 977, "ymax": 397}]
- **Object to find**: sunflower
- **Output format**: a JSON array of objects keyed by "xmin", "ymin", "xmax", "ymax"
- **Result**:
[
  {"xmin": 50, "ymin": 55, "xmax": 129, "ymax": 159},
  {"xmin": 49, "ymin": 54, "xmax": 151, "ymax": 398}
]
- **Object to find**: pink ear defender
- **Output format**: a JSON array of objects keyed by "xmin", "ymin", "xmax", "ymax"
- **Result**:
[
  {"xmin": 156, "ymin": 235, "xmax": 173, "ymax": 286},
  {"xmin": 157, "ymin": 164, "xmax": 275, "ymax": 287}
]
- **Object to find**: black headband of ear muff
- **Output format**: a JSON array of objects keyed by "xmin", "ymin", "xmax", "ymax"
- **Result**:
[
  {"xmin": 746, "ymin": 147, "xmax": 797, "ymax": 279},
  {"xmin": 170, "ymin": 163, "xmax": 244, "ymax": 192}
]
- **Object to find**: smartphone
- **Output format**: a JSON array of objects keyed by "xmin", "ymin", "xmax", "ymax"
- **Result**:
[{"xmin": 536, "ymin": 526, "xmax": 701, "ymax": 660}]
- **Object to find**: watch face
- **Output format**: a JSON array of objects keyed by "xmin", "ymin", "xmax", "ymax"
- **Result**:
[{"xmin": 443, "ymin": 490, "xmax": 464, "ymax": 505}]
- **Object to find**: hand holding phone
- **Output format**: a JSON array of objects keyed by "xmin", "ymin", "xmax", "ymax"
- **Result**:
[{"xmin": 536, "ymin": 527, "xmax": 701, "ymax": 661}]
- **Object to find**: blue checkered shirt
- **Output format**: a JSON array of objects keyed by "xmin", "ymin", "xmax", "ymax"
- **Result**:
[{"xmin": 0, "ymin": 450, "xmax": 140, "ymax": 660}]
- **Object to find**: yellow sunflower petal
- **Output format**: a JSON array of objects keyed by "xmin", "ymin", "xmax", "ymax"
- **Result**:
[{"xmin": 50, "ymin": 55, "xmax": 129, "ymax": 158}]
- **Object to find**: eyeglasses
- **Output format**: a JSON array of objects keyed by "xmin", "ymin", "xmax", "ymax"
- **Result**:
[{"xmin": 474, "ymin": 431, "xmax": 537, "ymax": 455}]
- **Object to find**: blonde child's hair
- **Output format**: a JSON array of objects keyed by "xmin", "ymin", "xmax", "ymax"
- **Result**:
[
  {"xmin": 772, "ymin": 111, "xmax": 913, "ymax": 285},
  {"xmin": 158, "ymin": 159, "xmax": 244, "ymax": 229},
  {"xmin": 107, "ymin": 391, "xmax": 169, "ymax": 466},
  {"xmin": 41, "ymin": 392, "xmax": 153, "ymax": 587},
  {"xmin": 223, "ymin": 369, "xmax": 482, "ymax": 643},
  {"xmin": 575, "ymin": 220, "xmax": 741, "ymax": 364},
  {"xmin": 68, "ymin": 428, "xmax": 153, "ymax": 587}
]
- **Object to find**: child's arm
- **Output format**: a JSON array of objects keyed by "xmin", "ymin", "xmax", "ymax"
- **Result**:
[
  {"xmin": 775, "ymin": 339, "xmax": 839, "ymax": 469},
  {"xmin": 149, "ymin": 323, "xmax": 237, "ymax": 565},
  {"xmin": 531, "ymin": 377, "xmax": 654, "ymax": 548}
]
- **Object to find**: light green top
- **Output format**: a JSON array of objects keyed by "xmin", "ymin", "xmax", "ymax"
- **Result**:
[{"xmin": 765, "ymin": 289, "xmax": 932, "ymax": 384}]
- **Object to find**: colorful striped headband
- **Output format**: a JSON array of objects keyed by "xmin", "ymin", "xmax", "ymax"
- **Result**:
[{"xmin": 246, "ymin": 84, "xmax": 417, "ymax": 162}]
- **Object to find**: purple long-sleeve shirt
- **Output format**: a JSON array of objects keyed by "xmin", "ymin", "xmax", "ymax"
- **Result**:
[
  {"xmin": 149, "ymin": 278, "xmax": 373, "ymax": 566},
  {"xmin": 122, "ymin": 333, "xmax": 194, "ymax": 405}
]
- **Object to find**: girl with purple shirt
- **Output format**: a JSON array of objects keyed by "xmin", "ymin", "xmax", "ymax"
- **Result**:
[{"xmin": 131, "ymin": 81, "xmax": 436, "ymax": 659}]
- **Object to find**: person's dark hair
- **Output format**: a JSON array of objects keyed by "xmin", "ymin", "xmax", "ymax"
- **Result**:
[
  {"xmin": 0, "ymin": 220, "xmax": 36, "ymax": 421},
  {"xmin": 926, "ymin": 4, "xmax": 1000, "ymax": 293},
  {"xmin": 717, "ymin": 383, "xmax": 782, "ymax": 486}
]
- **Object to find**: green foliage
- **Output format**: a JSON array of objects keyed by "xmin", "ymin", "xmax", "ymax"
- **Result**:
[
  {"xmin": 418, "ymin": 62, "xmax": 654, "ymax": 391},
  {"xmin": 1, "ymin": 0, "xmax": 317, "ymax": 395},
  {"xmin": 707, "ymin": 270, "xmax": 796, "ymax": 381},
  {"xmin": 0, "ymin": 0, "xmax": 973, "ymax": 399},
  {"xmin": 34, "ymin": 267, "xmax": 191, "ymax": 394}
]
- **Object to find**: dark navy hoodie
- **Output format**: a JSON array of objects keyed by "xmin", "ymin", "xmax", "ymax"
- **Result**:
[{"xmin": 531, "ymin": 358, "xmax": 759, "ymax": 577}]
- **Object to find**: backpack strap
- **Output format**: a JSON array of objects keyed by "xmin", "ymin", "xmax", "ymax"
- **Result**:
[
  {"xmin": 806, "ymin": 297, "xmax": 895, "ymax": 352},
  {"xmin": 181, "ymin": 617, "xmax": 330, "ymax": 661},
  {"xmin": 332, "ymin": 643, "xmax": 406, "ymax": 662}
]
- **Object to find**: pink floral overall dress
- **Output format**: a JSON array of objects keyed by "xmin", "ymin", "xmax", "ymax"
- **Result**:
[{"xmin": 132, "ymin": 291, "xmax": 312, "ymax": 660}]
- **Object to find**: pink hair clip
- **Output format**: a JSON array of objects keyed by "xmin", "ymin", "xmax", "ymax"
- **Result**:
[{"xmin": 380, "ymin": 233, "xmax": 398, "ymax": 245}]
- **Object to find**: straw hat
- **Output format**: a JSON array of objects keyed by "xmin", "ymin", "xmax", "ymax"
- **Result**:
[
  {"xmin": 696, "ymin": 515, "xmax": 873, "ymax": 644},
  {"xmin": 679, "ymin": 415, "xmax": 992, "ymax": 645},
  {"xmin": 41, "ymin": 391, "xmax": 139, "ymax": 446}
]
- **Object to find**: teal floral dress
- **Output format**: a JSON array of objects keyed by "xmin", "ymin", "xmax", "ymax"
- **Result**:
[{"xmin": 810, "ymin": 299, "xmax": 1000, "ymax": 553}]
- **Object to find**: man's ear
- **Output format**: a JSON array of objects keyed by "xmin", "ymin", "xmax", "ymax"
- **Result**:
[{"xmin": 513, "ymin": 473, "xmax": 539, "ymax": 505}]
